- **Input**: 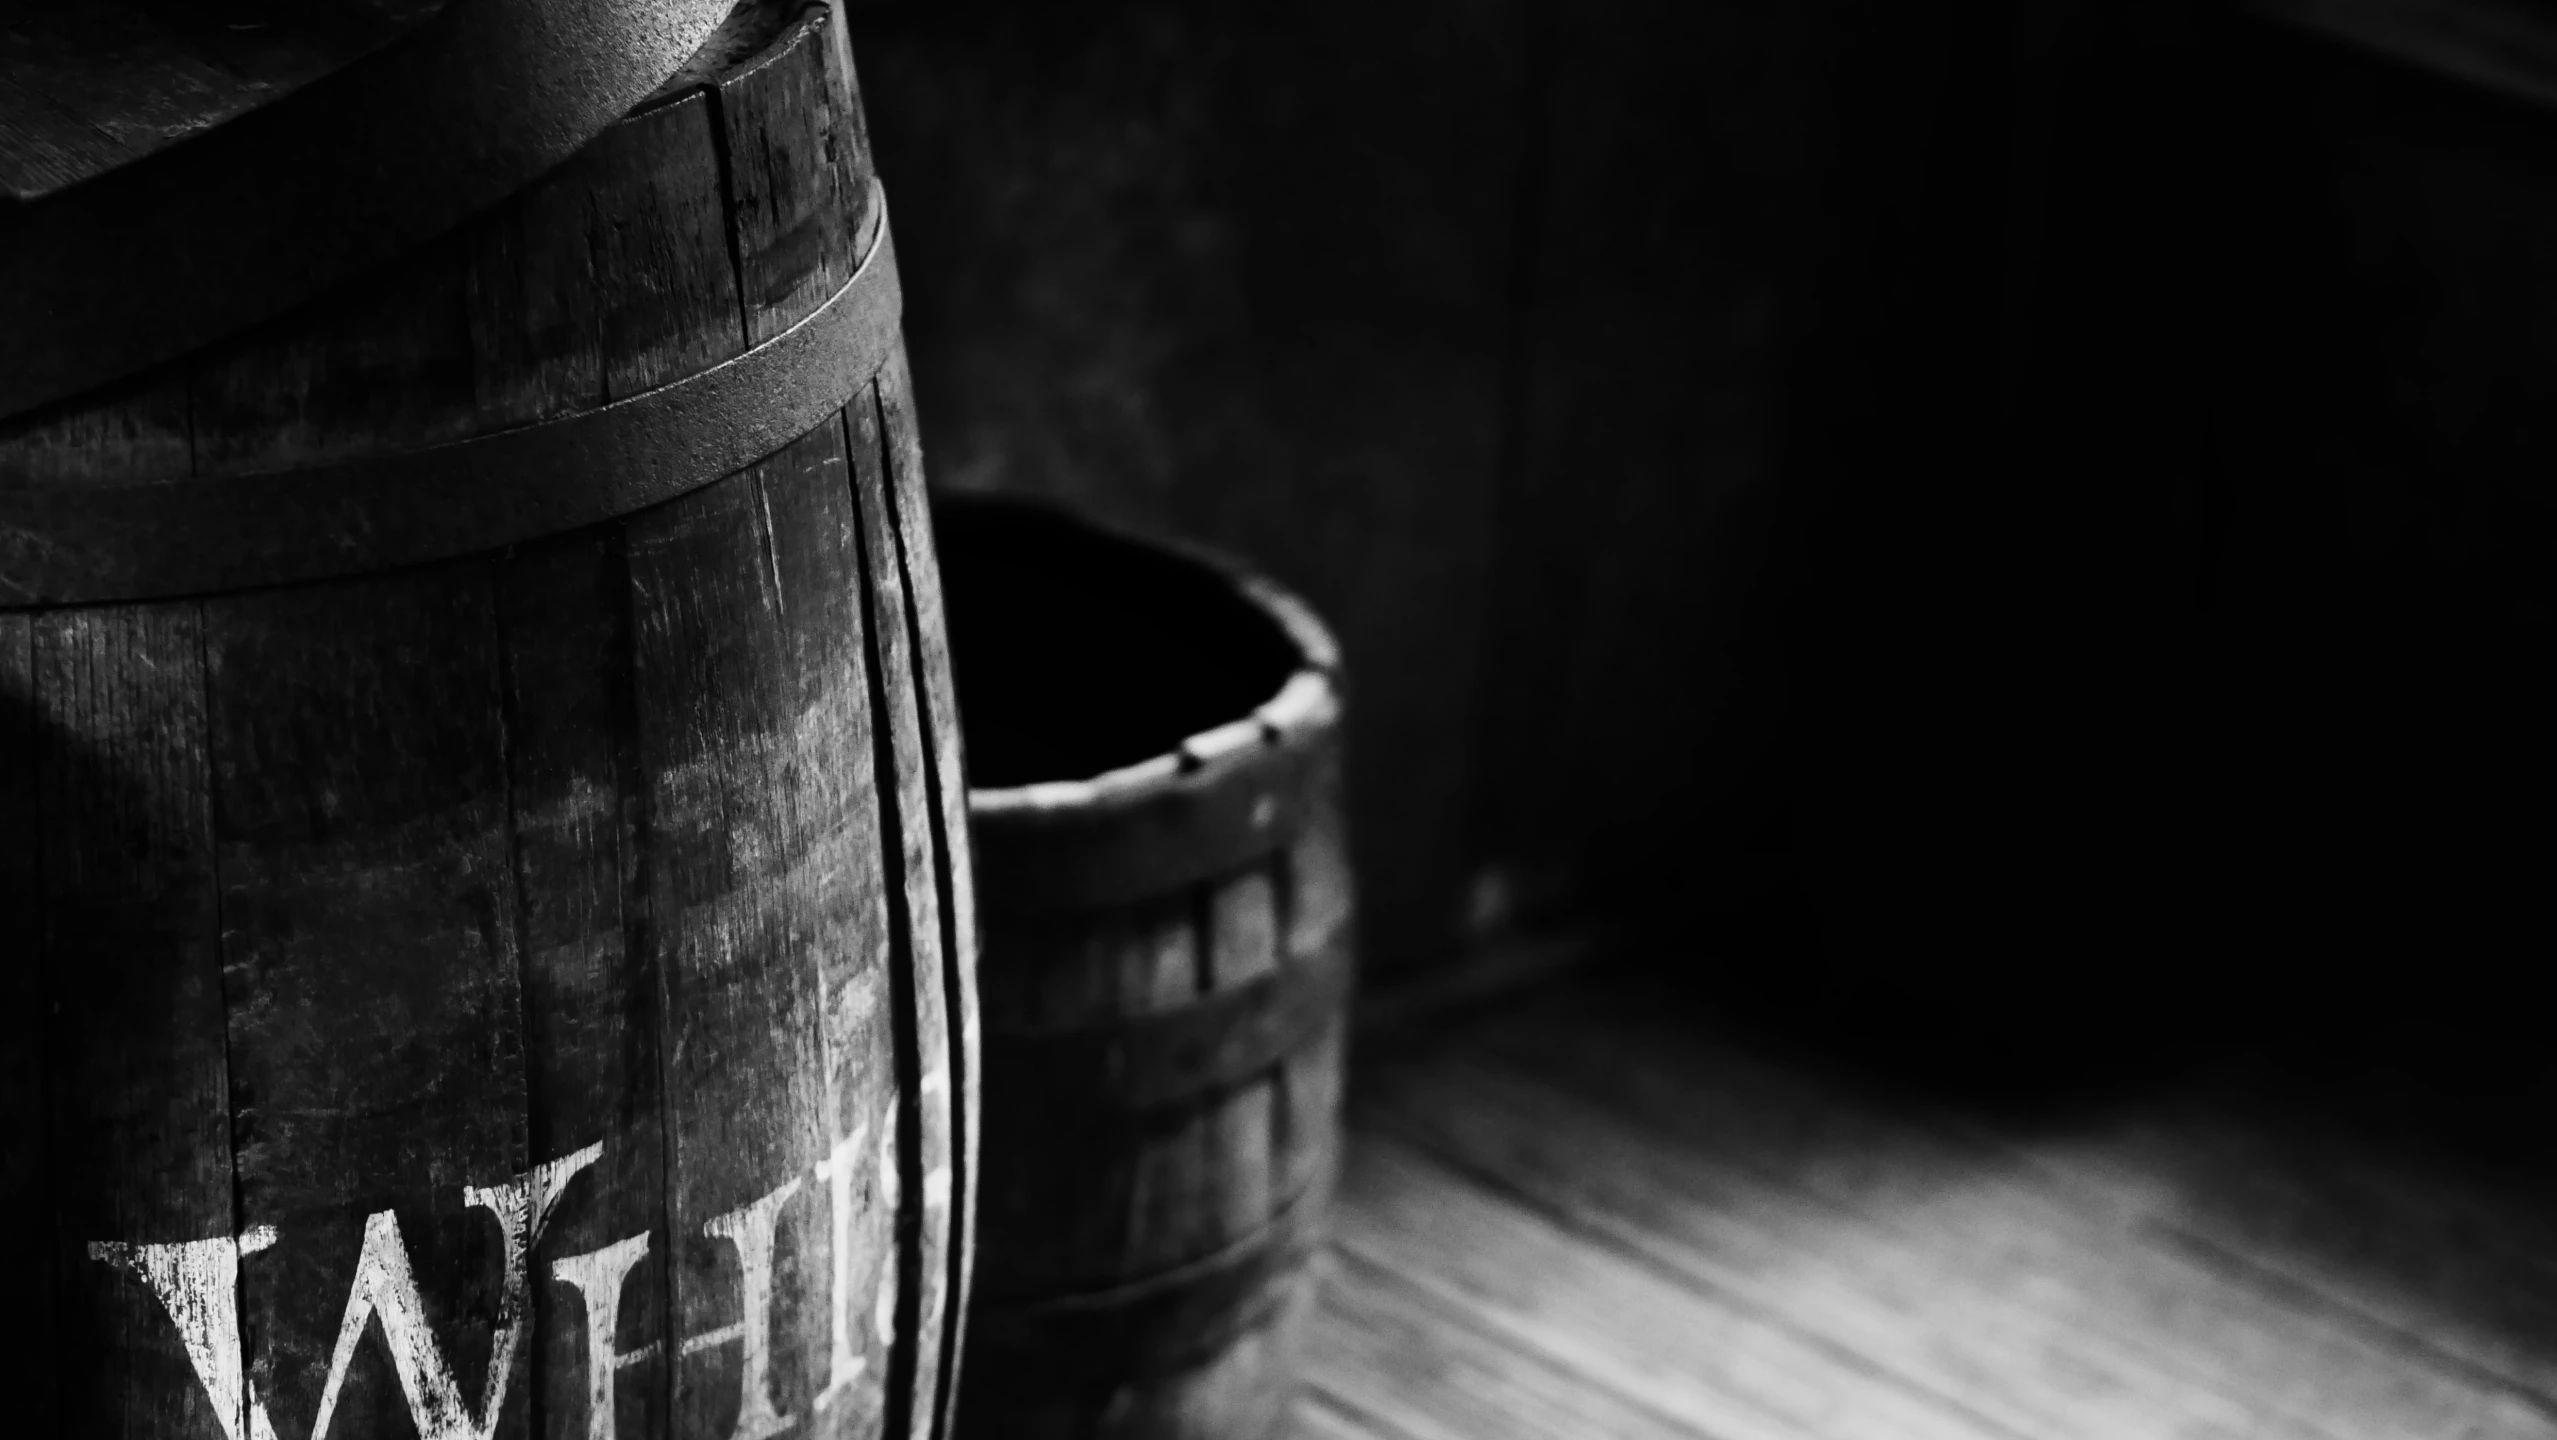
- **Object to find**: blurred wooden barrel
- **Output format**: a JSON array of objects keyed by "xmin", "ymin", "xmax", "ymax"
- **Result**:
[
  {"xmin": 941, "ymin": 496, "xmax": 1351, "ymax": 1440},
  {"xmin": 0, "ymin": 5, "xmax": 980, "ymax": 1436}
]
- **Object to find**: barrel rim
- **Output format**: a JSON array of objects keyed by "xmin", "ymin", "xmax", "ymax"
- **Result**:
[{"xmin": 967, "ymin": 504, "xmax": 1345, "ymax": 823}]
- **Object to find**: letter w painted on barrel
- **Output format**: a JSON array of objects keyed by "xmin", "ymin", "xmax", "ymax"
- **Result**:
[{"xmin": 88, "ymin": 1143, "xmax": 601, "ymax": 1440}]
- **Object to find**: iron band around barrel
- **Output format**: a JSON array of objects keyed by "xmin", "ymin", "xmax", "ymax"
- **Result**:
[
  {"xmin": 0, "ymin": 202, "xmax": 905, "ymax": 609},
  {"xmin": 982, "ymin": 932, "xmax": 1355, "ymax": 1113}
]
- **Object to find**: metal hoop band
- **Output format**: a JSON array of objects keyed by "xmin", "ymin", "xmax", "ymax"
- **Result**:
[
  {"xmin": 982, "ymin": 934, "xmax": 1354, "ymax": 1113},
  {"xmin": 0, "ymin": 208, "xmax": 905, "ymax": 608}
]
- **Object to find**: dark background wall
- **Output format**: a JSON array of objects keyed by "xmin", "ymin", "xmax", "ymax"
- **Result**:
[
  {"xmin": 847, "ymin": 0, "xmax": 2554, "ymax": 1071},
  {"xmin": 848, "ymin": 0, "xmax": 1526, "ymax": 976}
]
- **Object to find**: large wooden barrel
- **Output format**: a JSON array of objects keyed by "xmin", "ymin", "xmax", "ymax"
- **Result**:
[
  {"xmin": 0, "ymin": 4, "xmax": 980, "ymax": 1437},
  {"xmin": 938, "ymin": 497, "xmax": 1350, "ymax": 1440}
]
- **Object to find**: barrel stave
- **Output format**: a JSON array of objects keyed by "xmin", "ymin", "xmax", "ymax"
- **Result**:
[
  {"xmin": 976, "ymin": 841, "xmax": 1345, "ymax": 1301},
  {"xmin": 628, "ymin": 429, "xmax": 847, "ymax": 1440},
  {"xmin": 1203, "ymin": 870, "xmax": 1283, "ymax": 1243},
  {"xmin": 722, "ymin": 8, "xmax": 879, "ymax": 345},
  {"xmin": 1274, "ymin": 777, "xmax": 1351, "ymax": 1205},
  {"xmin": 847, "ymin": 379, "xmax": 967, "ymax": 1436},
  {"xmin": 872, "ymin": 343, "xmax": 984, "ymax": 1440},
  {"xmin": 497, "ymin": 524, "xmax": 678, "ymax": 1440},
  {"xmin": 205, "ymin": 566, "xmax": 532, "ymax": 1435},
  {"xmin": 192, "ymin": 225, "xmax": 483, "ymax": 475},
  {"xmin": 31, "ymin": 602, "xmax": 232, "ymax": 1436}
]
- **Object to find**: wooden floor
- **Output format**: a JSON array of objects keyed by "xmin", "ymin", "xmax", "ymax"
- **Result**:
[{"xmin": 1286, "ymin": 965, "xmax": 2557, "ymax": 1440}]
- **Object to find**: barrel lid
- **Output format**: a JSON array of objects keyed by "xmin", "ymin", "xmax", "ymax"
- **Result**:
[{"xmin": 0, "ymin": 0, "xmax": 735, "ymax": 420}]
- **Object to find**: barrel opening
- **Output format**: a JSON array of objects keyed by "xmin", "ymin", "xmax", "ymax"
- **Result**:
[{"xmin": 937, "ymin": 496, "xmax": 1304, "ymax": 790}]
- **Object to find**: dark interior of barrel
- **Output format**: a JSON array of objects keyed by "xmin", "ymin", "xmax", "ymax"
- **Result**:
[{"xmin": 937, "ymin": 496, "xmax": 1303, "ymax": 790}]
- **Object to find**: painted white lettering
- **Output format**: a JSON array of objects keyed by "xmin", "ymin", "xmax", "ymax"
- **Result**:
[
  {"xmin": 871, "ymin": 1125, "xmax": 900, "ymax": 1349},
  {"xmin": 91, "ymin": 1144, "xmax": 599, "ymax": 1440},
  {"xmin": 311, "ymin": 1142, "xmax": 601, "ymax": 1440},
  {"xmin": 919, "ymin": 1156, "xmax": 953, "ymax": 1335},
  {"xmin": 88, "ymin": 1225, "xmax": 281, "ymax": 1440},
  {"xmin": 550, "ymin": 1232, "xmax": 654, "ymax": 1440},
  {"xmin": 810, "ymin": 1122, "xmax": 870, "ymax": 1410},
  {"xmin": 697, "ymin": 1178, "xmax": 802, "ymax": 1440}
]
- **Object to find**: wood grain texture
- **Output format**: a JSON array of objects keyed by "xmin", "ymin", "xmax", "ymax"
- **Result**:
[
  {"xmin": 1287, "ymin": 967, "xmax": 2557, "ymax": 1440},
  {"xmin": 593, "ymin": 89, "xmax": 750, "ymax": 399},
  {"xmin": 1338, "ymin": 1134, "xmax": 1990, "ymax": 1440},
  {"xmin": 1299, "ymin": 1250, "xmax": 1699, "ymax": 1440},
  {"xmin": 191, "ymin": 228, "xmax": 482, "ymax": 473},
  {"xmin": 626, "ymin": 435, "xmax": 838, "ymax": 1439},
  {"xmin": 32, "ymin": 605, "xmax": 236, "ymax": 1439},
  {"xmin": 206, "ymin": 570, "xmax": 530, "ymax": 1438},
  {"xmin": 495, "ymin": 529, "xmax": 675, "ymax": 1440},
  {"xmin": 721, "ymin": 5, "xmax": 877, "ymax": 344},
  {"xmin": 757, "ymin": 413, "xmax": 904, "ymax": 1437},
  {"xmin": 1457, "ymin": 998, "xmax": 2557, "ymax": 1436}
]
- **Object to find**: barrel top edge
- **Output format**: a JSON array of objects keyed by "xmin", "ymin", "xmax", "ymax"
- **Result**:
[
  {"xmin": 634, "ymin": 0, "xmax": 834, "ymax": 114},
  {"xmin": 968, "ymin": 661, "xmax": 1339, "ymax": 823},
  {"xmin": 967, "ymin": 519, "xmax": 1346, "ymax": 822}
]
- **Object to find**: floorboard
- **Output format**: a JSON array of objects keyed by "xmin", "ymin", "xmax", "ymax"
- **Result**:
[{"xmin": 1287, "ymin": 965, "xmax": 2557, "ymax": 1439}]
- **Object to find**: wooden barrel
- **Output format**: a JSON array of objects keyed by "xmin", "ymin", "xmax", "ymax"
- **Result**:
[
  {"xmin": 938, "ymin": 497, "xmax": 1351, "ymax": 1440},
  {"xmin": 0, "ymin": 4, "xmax": 980, "ymax": 1437}
]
